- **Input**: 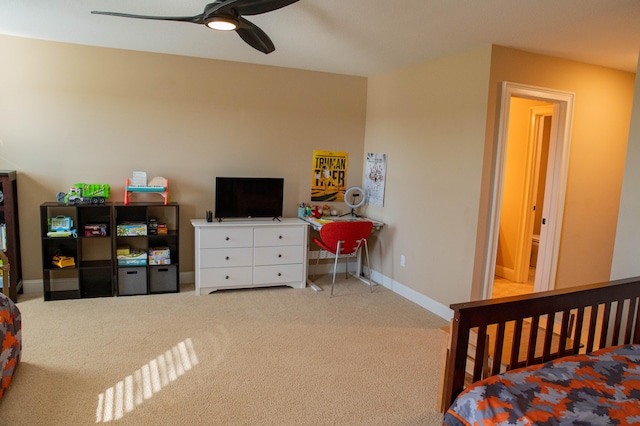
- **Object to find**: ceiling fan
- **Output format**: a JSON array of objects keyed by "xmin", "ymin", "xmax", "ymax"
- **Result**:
[{"xmin": 91, "ymin": 0, "xmax": 300, "ymax": 54}]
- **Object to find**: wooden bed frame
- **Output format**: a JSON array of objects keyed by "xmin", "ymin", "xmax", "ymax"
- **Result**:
[{"xmin": 440, "ymin": 276, "xmax": 640, "ymax": 412}]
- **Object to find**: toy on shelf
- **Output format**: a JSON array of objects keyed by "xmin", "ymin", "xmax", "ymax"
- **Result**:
[
  {"xmin": 47, "ymin": 215, "xmax": 78, "ymax": 238},
  {"xmin": 124, "ymin": 171, "xmax": 169, "ymax": 205},
  {"xmin": 52, "ymin": 255, "xmax": 75, "ymax": 268},
  {"xmin": 56, "ymin": 183, "xmax": 110, "ymax": 205}
]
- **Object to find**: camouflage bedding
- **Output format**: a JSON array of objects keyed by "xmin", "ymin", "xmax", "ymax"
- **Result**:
[
  {"xmin": 0, "ymin": 293, "xmax": 21, "ymax": 399},
  {"xmin": 444, "ymin": 344, "xmax": 640, "ymax": 425}
]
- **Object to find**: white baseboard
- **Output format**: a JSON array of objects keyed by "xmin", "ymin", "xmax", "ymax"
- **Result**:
[
  {"xmin": 494, "ymin": 264, "xmax": 516, "ymax": 282},
  {"xmin": 308, "ymin": 262, "xmax": 453, "ymax": 321},
  {"xmin": 180, "ymin": 271, "xmax": 194, "ymax": 284},
  {"xmin": 22, "ymin": 271, "xmax": 196, "ymax": 295},
  {"xmin": 22, "ymin": 279, "xmax": 43, "ymax": 294},
  {"xmin": 368, "ymin": 269, "xmax": 453, "ymax": 321},
  {"xmin": 24, "ymin": 269, "xmax": 451, "ymax": 322}
]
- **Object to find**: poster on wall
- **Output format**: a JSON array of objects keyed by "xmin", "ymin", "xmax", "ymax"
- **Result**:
[
  {"xmin": 365, "ymin": 153, "xmax": 387, "ymax": 206},
  {"xmin": 311, "ymin": 150, "xmax": 348, "ymax": 202}
]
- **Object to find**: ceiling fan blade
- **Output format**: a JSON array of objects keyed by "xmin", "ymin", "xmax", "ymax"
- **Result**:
[
  {"xmin": 91, "ymin": 11, "xmax": 205, "ymax": 25},
  {"xmin": 236, "ymin": 17, "xmax": 275, "ymax": 54},
  {"xmin": 202, "ymin": 1, "xmax": 236, "ymax": 17},
  {"xmin": 93, "ymin": 1, "xmax": 296, "ymax": 54},
  {"xmin": 235, "ymin": 0, "xmax": 300, "ymax": 16}
]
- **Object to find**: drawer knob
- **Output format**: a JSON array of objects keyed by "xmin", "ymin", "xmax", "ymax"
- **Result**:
[
  {"xmin": 225, "ymin": 236, "xmax": 230, "ymax": 241},
  {"xmin": 226, "ymin": 256, "xmax": 230, "ymax": 260},
  {"xmin": 279, "ymin": 235, "xmax": 283, "ymax": 239},
  {"xmin": 278, "ymin": 273, "xmax": 282, "ymax": 276},
  {"xmin": 225, "ymin": 275, "xmax": 229, "ymax": 280},
  {"xmin": 278, "ymin": 254, "xmax": 282, "ymax": 258}
]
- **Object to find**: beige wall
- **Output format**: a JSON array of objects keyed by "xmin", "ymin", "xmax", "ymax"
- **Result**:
[
  {"xmin": 1, "ymin": 33, "xmax": 637, "ymax": 315},
  {"xmin": 0, "ymin": 35, "xmax": 368, "ymax": 282},
  {"xmin": 481, "ymin": 46, "xmax": 635, "ymax": 292},
  {"xmin": 365, "ymin": 45, "xmax": 635, "ymax": 309},
  {"xmin": 612, "ymin": 52, "xmax": 640, "ymax": 279},
  {"xmin": 363, "ymin": 46, "xmax": 493, "ymax": 308}
]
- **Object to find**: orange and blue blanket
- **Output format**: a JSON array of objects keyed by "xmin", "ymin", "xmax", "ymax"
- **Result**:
[
  {"xmin": 0, "ymin": 293, "xmax": 21, "ymax": 399},
  {"xmin": 444, "ymin": 344, "xmax": 640, "ymax": 425}
]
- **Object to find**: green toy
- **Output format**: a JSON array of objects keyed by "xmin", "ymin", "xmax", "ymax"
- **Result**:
[{"xmin": 57, "ymin": 183, "xmax": 110, "ymax": 205}]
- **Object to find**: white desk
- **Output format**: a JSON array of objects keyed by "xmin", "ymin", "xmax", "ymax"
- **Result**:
[
  {"xmin": 300, "ymin": 216, "xmax": 384, "ymax": 231},
  {"xmin": 300, "ymin": 216, "xmax": 384, "ymax": 291}
]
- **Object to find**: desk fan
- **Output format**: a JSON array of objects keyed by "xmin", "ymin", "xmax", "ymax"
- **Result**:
[{"xmin": 341, "ymin": 186, "xmax": 367, "ymax": 217}]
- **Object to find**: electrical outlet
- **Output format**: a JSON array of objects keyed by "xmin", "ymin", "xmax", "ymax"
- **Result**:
[{"xmin": 400, "ymin": 255, "xmax": 406, "ymax": 267}]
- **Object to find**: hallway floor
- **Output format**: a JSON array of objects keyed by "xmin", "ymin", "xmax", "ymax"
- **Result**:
[{"xmin": 492, "ymin": 267, "xmax": 535, "ymax": 298}]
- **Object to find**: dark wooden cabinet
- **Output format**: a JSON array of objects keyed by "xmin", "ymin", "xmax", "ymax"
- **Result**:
[
  {"xmin": 0, "ymin": 171, "xmax": 22, "ymax": 302},
  {"xmin": 40, "ymin": 202, "xmax": 114, "ymax": 300},
  {"xmin": 39, "ymin": 201, "xmax": 179, "ymax": 300},
  {"xmin": 114, "ymin": 202, "xmax": 179, "ymax": 296}
]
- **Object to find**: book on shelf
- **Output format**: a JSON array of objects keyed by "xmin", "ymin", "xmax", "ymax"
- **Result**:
[{"xmin": 0, "ymin": 223, "xmax": 6, "ymax": 252}]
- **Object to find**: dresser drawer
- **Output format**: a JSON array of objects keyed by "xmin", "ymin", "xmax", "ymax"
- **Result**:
[
  {"xmin": 200, "ymin": 227, "xmax": 253, "ymax": 248},
  {"xmin": 254, "ymin": 245, "xmax": 303, "ymax": 266},
  {"xmin": 254, "ymin": 226, "xmax": 305, "ymax": 247},
  {"xmin": 200, "ymin": 266, "xmax": 253, "ymax": 288},
  {"xmin": 200, "ymin": 248, "xmax": 253, "ymax": 268},
  {"xmin": 253, "ymin": 264, "xmax": 304, "ymax": 285}
]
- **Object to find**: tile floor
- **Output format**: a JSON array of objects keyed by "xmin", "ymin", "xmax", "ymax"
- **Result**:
[{"xmin": 492, "ymin": 267, "xmax": 535, "ymax": 299}]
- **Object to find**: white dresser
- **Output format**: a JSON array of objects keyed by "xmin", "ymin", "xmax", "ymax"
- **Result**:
[{"xmin": 191, "ymin": 219, "xmax": 309, "ymax": 295}]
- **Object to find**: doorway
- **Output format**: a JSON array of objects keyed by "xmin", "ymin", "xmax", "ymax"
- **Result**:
[
  {"xmin": 493, "ymin": 101, "xmax": 553, "ymax": 298},
  {"xmin": 484, "ymin": 82, "xmax": 575, "ymax": 300}
]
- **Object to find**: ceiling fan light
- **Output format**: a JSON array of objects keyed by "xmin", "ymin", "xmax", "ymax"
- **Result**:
[{"xmin": 206, "ymin": 16, "xmax": 238, "ymax": 31}]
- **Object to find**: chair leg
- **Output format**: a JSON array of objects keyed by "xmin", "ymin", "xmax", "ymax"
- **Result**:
[
  {"xmin": 345, "ymin": 255, "xmax": 349, "ymax": 279},
  {"xmin": 362, "ymin": 241, "xmax": 373, "ymax": 292},
  {"xmin": 330, "ymin": 242, "xmax": 341, "ymax": 297}
]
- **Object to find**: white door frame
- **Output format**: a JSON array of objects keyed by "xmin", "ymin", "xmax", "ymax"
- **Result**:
[{"xmin": 484, "ymin": 82, "xmax": 575, "ymax": 299}]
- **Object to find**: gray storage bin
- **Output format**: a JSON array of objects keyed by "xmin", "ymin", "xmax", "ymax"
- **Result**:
[
  {"xmin": 150, "ymin": 264, "xmax": 178, "ymax": 293},
  {"xmin": 118, "ymin": 267, "xmax": 147, "ymax": 295}
]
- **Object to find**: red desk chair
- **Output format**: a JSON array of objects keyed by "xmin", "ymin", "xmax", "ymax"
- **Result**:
[{"xmin": 311, "ymin": 221, "xmax": 374, "ymax": 297}]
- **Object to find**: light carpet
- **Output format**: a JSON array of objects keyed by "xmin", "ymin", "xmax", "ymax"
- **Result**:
[{"xmin": 0, "ymin": 276, "xmax": 448, "ymax": 425}]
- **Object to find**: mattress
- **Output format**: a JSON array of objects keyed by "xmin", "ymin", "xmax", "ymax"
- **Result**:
[
  {"xmin": 444, "ymin": 344, "xmax": 640, "ymax": 425},
  {"xmin": 0, "ymin": 292, "xmax": 21, "ymax": 399}
]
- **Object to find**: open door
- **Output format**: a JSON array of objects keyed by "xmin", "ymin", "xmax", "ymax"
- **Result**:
[
  {"xmin": 494, "ymin": 102, "xmax": 552, "ymax": 286},
  {"xmin": 484, "ymin": 82, "xmax": 575, "ymax": 299}
]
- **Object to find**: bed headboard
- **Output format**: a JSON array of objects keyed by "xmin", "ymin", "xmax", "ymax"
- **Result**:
[{"xmin": 441, "ymin": 276, "xmax": 640, "ymax": 411}]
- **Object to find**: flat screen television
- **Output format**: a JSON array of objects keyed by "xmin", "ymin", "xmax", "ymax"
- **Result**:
[{"xmin": 215, "ymin": 177, "xmax": 284, "ymax": 220}]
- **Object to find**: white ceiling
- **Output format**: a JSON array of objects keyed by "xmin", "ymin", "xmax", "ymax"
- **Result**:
[{"xmin": 1, "ymin": 0, "xmax": 639, "ymax": 76}]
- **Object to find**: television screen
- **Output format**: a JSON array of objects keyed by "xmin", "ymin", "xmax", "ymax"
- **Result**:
[{"xmin": 215, "ymin": 177, "xmax": 284, "ymax": 220}]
